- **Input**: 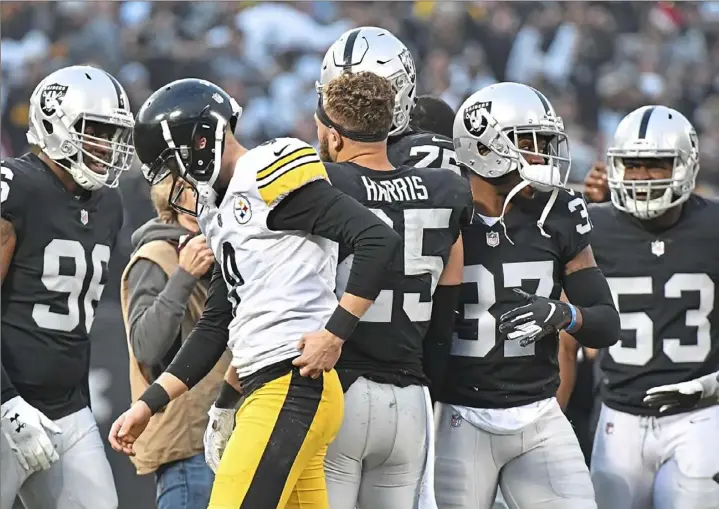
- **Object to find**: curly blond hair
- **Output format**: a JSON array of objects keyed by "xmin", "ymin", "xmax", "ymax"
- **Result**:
[
  {"xmin": 323, "ymin": 71, "xmax": 396, "ymax": 136},
  {"xmin": 150, "ymin": 177, "xmax": 179, "ymax": 224}
]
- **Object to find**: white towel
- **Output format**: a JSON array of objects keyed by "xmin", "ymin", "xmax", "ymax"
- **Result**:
[{"xmin": 416, "ymin": 387, "xmax": 438, "ymax": 509}]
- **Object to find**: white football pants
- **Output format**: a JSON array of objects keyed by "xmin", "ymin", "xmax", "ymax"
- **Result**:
[
  {"xmin": 324, "ymin": 377, "xmax": 428, "ymax": 509},
  {"xmin": 591, "ymin": 403, "xmax": 719, "ymax": 509},
  {"xmin": 434, "ymin": 399, "xmax": 596, "ymax": 509},
  {"xmin": 0, "ymin": 407, "xmax": 117, "ymax": 509}
]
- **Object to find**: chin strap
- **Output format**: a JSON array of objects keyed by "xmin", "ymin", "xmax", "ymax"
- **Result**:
[{"xmin": 498, "ymin": 180, "xmax": 559, "ymax": 244}]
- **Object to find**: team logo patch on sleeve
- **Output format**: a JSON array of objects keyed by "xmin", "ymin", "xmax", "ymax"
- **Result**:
[
  {"xmin": 233, "ymin": 195, "xmax": 252, "ymax": 224},
  {"xmin": 40, "ymin": 83, "xmax": 69, "ymax": 116}
]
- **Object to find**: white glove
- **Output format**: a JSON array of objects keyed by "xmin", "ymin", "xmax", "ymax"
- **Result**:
[
  {"xmin": 644, "ymin": 371, "xmax": 719, "ymax": 413},
  {"xmin": 1, "ymin": 396, "xmax": 62, "ymax": 472},
  {"xmin": 204, "ymin": 405, "xmax": 236, "ymax": 473}
]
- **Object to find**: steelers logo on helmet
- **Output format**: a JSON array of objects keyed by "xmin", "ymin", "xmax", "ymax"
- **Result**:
[
  {"xmin": 463, "ymin": 100, "xmax": 492, "ymax": 137},
  {"xmin": 233, "ymin": 194, "xmax": 252, "ymax": 224}
]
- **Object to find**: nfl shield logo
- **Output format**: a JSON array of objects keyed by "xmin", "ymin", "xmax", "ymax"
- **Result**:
[
  {"xmin": 486, "ymin": 231, "xmax": 500, "ymax": 248},
  {"xmin": 651, "ymin": 240, "xmax": 664, "ymax": 257},
  {"xmin": 233, "ymin": 195, "xmax": 252, "ymax": 224},
  {"xmin": 450, "ymin": 413, "xmax": 462, "ymax": 428},
  {"xmin": 80, "ymin": 209, "xmax": 88, "ymax": 225}
]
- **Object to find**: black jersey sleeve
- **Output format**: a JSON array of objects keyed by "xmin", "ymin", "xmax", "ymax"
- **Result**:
[
  {"xmin": 1, "ymin": 159, "xmax": 29, "ymax": 234},
  {"xmin": 551, "ymin": 189, "xmax": 594, "ymax": 264},
  {"xmin": 450, "ymin": 173, "xmax": 474, "ymax": 239},
  {"xmin": 1, "ymin": 363, "xmax": 19, "ymax": 403},
  {"xmin": 165, "ymin": 264, "xmax": 231, "ymax": 389},
  {"xmin": 267, "ymin": 178, "xmax": 401, "ymax": 300}
]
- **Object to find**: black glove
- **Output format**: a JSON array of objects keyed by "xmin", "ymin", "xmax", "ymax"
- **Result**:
[
  {"xmin": 643, "ymin": 391, "xmax": 701, "ymax": 413},
  {"xmin": 498, "ymin": 289, "xmax": 573, "ymax": 347}
]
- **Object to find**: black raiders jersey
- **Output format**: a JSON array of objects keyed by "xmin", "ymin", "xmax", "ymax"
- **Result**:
[
  {"xmin": 325, "ymin": 162, "xmax": 472, "ymax": 390},
  {"xmin": 1, "ymin": 153, "xmax": 123, "ymax": 419},
  {"xmin": 590, "ymin": 196, "xmax": 719, "ymax": 416},
  {"xmin": 387, "ymin": 129, "xmax": 461, "ymax": 176},
  {"xmin": 440, "ymin": 189, "xmax": 593, "ymax": 408}
]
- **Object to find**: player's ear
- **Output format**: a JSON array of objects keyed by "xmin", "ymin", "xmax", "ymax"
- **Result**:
[{"xmin": 331, "ymin": 129, "xmax": 344, "ymax": 154}]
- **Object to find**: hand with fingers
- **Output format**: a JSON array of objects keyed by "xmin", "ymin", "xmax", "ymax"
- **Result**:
[
  {"xmin": 108, "ymin": 401, "xmax": 152, "ymax": 456},
  {"xmin": 1, "ymin": 396, "xmax": 62, "ymax": 473},
  {"xmin": 499, "ymin": 289, "xmax": 574, "ymax": 347},
  {"xmin": 583, "ymin": 162, "xmax": 609, "ymax": 204},
  {"xmin": 644, "ymin": 371, "xmax": 719, "ymax": 413},
  {"xmin": 292, "ymin": 329, "xmax": 344, "ymax": 379},
  {"xmin": 178, "ymin": 234, "xmax": 215, "ymax": 278}
]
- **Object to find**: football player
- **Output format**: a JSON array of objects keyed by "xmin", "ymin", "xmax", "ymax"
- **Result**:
[
  {"xmin": 318, "ymin": 26, "xmax": 462, "ymax": 175},
  {"xmin": 434, "ymin": 82, "xmax": 620, "ymax": 509},
  {"xmin": 107, "ymin": 78, "xmax": 402, "ymax": 509},
  {"xmin": 201, "ymin": 72, "xmax": 471, "ymax": 509},
  {"xmin": 1, "ymin": 65, "xmax": 133, "ymax": 509},
  {"xmin": 317, "ymin": 72, "xmax": 469, "ymax": 508},
  {"xmin": 587, "ymin": 105, "xmax": 719, "ymax": 509},
  {"xmin": 410, "ymin": 95, "xmax": 455, "ymax": 139}
]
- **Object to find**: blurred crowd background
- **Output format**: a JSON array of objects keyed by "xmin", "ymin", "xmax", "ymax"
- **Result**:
[
  {"xmin": 3, "ymin": 1, "xmax": 719, "ymax": 191},
  {"xmin": 2, "ymin": 2, "xmax": 719, "ymax": 507}
]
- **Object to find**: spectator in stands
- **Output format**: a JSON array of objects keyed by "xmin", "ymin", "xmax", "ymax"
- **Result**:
[
  {"xmin": 410, "ymin": 94, "xmax": 455, "ymax": 138},
  {"xmin": 119, "ymin": 177, "xmax": 231, "ymax": 509}
]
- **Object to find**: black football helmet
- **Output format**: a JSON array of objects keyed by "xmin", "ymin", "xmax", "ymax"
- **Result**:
[{"xmin": 134, "ymin": 78, "xmax": 242, "ymax": 215}]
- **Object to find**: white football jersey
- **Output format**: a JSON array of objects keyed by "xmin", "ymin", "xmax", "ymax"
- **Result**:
[{"xmin": 197, "ymin": 138, "xmax": 339, "ymax": 378}]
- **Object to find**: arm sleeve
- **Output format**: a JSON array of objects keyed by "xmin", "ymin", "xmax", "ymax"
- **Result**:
[
  {"xmin": 165, "ymin": 264, "xmax": 232, "ymax": 389},
  {"xmin": 1, "ymin": 364, "xmax": 18, "ymax": 404},
  {"xmin": 126, "ymin": 259, "xmax": 200, "ymax": 366},
  {"xmin": 267, "ymin": 179, "xmax": 402, "ymax": 300},
  {"xmin": 563, "ymin": 267, "xmax": 620, "ymax": 348},
  {"xmin": 422, "ymin": 284, "xmax": 461, "ymax": 402}
]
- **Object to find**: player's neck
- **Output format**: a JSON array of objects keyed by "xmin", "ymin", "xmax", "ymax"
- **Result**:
[
  {"xmin": 638, "ymin": 204, "xmax": 683, "ymax": 232},
  {"xmin": 469, "ymin": 173, "xmax": 507, "ymax": 217},
  {"xmin": 337, "ymin": 143, "xmax": 393, "ymax": 171},
  {"xmin": 222, "ymin": 141, "xmax": 248, "ymax": 186},
  {"xmin": 38, "ymin": 152, "xmax": 79, "ymax": 193}
]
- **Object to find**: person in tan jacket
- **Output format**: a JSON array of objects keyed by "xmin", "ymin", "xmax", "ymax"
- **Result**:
[{"xmin": 120, "ymin": 177, "xmax": 230, "ymax": 509}]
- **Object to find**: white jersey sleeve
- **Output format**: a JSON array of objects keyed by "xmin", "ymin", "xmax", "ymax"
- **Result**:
[{"xmin": 253, "ymin": 138, "xmax": 329, "ymax": 209}]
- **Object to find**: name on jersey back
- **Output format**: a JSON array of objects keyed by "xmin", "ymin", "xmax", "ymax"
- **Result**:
[{"xmin": 361, "ymin": 175, "xmax": 429, "ymax": 203}]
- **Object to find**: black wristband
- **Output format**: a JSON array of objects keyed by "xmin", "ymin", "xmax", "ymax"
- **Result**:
[
  {"xmin": 138, "ymin": 383, "xmax": 171, "ymax": 416},
  {"xmin": 215, "ymin": 381, "xmax": 242, "ymax": 409},
  {"xmin": 324, "ymin": 305, "xmax": 360, "ymax": 341}
]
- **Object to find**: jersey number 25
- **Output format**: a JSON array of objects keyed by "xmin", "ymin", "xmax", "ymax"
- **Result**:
[{"xmin": 337, "ymin": 207, "xmax": 451, "ymax": 323}]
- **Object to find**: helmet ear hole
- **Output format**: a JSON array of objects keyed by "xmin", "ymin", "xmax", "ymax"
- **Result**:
[
  {"xmin": 477, "ymin": 142, "xmax": 490, "ymax": 156},
  {"xmin": 43, "ymin": 120, "xmax": 54, "ymax": 135}
]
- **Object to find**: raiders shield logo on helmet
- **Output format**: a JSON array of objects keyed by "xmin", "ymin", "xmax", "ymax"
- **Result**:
[
  {"xmin": 40, "ymin": 83, "xmax": 69, "ymax": 117},
  {"xmin": 398, "ymin": 49, "xmax": 416, "ymax": 83},
  {"xmin": 463, "ymin": 101, "xmax": 492, "ymax": 137}
]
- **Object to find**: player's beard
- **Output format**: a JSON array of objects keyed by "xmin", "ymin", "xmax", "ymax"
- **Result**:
[{"xmin": 318, "ymin": 133, "xmax": 334, "ymax": 162}]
